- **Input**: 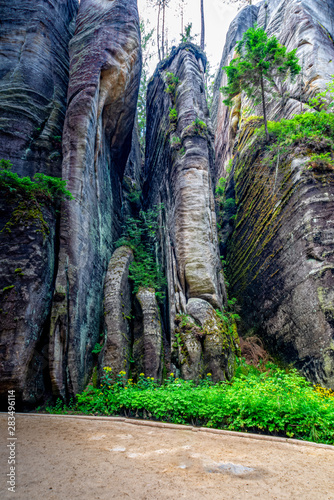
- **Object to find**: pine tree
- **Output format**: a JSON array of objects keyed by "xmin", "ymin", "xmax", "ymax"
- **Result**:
[{"xmin": 221, "ymin": 26, "xmax": 300, "ymax": 140}]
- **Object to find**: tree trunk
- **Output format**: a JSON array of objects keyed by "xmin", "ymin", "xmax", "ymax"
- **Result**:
[
  {"xmin": 200, "ymin": 0, "xmax": 205, "ymax": 51},
  {"xmin": 181, "ymin": 3, "xmax": 184, "ymax": 35},
  {"xmin": 157, "ymin": 2, "xmax": 161, "ymax": 62},
  {"xmin": 162, "ymin": 1, "xmax": 165, "ymax": 59},
  {"xmin": 260, "ymin": 73, "xmax": 269, "ymax": 141}
]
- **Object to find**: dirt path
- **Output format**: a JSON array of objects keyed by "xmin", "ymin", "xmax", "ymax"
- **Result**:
[{"xmin": 1, "ymin": 414, "xmax": 334, "ymax": 500}]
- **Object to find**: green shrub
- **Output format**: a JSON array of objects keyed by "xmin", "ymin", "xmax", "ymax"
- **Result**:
[
  {"xmin": 165, "ymin": 72, "xmax": 179, "ymax": 97},
  {"xmin": 215, "ymin": 177, "xmax": 227, "ymax": 197},
  {"xmin": 45, "ymin": 361, "xmax": 334, "ymax": 445},
  {"xmin": 169, "ymin": 107, "xmax": 178, "ymax": 123},
  {"xmin": 0, "ymin": 159, "xmax": 74, "ymax": 236},
  {"xmin": 0, "ymin": 160, "xmax": 73, "ymax": 203},
  {"xmin": 264, "ymin": 112, "xmax": 334, "ymax": 148},
  {"xmin": 224, "ymin": 198, "xmax": 236, "ymax": 212}
]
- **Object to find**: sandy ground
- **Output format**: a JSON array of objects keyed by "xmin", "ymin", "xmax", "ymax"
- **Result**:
[{"xmin": 1, "ymin": 414, "xmax": 334, "ymax": 500}]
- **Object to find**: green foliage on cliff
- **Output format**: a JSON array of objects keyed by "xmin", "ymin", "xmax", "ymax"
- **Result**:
[
  {"xmin": 165, "ymin": 72, "xmax": 179, "ymax": 97},
  {"xmin": 0, "ymin": 159, "xmax": 73, "ymax": 237},
  {"xmin": 0, "ymin": 159, "xmax": 73, "ymax": 203},
  {"xmin": 116, "ymin": 205, "xmax": 166, "ymax": 300},
  {"xmin": 307, "ymin": 75, "xmax": 334, "ymax": 112},
  {"xmin": 169, "ymin": 107, "xmax": 178, "ymax": 124},
  {"xmin": 221, "ymin": 26, "xmax": 300, "ymax": 139},
  {"xmin": 47, "ymin": 363, "xmax": 334, "ymax": 445},
  {"xmin": 264, "ymin": 111, "xmax": 334, "ymax": 148}
]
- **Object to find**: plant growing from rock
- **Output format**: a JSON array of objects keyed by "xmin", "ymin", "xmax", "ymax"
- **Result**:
[
  {"xmin": 221, "ymin": 26, "xmax": 300, "ymax": 140},
  {"xmin": 0, "ymin": 159, "xmax": 74, "ymax": 236},
  {"xmin": 307, "ymin": 75, "xmax": 334, "ymax": 113},
  {"xmin": 116, "ymin": 205, "xmax": 167, "ymax": 301}
]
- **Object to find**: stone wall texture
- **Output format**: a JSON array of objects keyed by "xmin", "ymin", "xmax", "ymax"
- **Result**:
[{"xmin": 49, "ymin": 0, "xmax": 141, "ymax": 398}]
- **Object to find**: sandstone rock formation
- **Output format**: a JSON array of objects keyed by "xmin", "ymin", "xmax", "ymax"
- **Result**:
[
  {"xmin": 0, "ymin": 201, "xmax": 57, "ymax": 407},
  {"xmin": 0, "ymin": 0, "xmax": 78, "ymax": 178},
  {"xmin": 0, "ymin": 0, "xmax": 78, "ymax": 408},
  {"xmin": 133, "ymin": 288, "xmax": 162, "ymax": 380},
  {"xmin": 103, "ymin": 246, "xmax": 134, "ymax": 376},
  {"xmin": 144, "ymin": 44, "xmax": 237, "ymax": 380},
  {"xmin": 49, "ymin": 0, "xmax": 141, "ymax": 398},
  {"xmin": 213, "ymin": 0, "xmax": 334, "ymax": 388}
]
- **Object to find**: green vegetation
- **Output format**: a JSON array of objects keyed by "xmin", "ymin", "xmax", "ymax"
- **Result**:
[
  {"xmin": 0, "ymin": 160, "xmax": 73, "ymax": 202},
  {"xmin": 165, "ymin": 72, "xmax": 179, "ymax": 97},
  {"xmin": 224, "ymin": 198, "xmax": 236, "ymax": 212},
  {"xmin": 116, "ymin": 205, "xmax": 166, "ymax": 301},
  {"xmin": 170, "ymin": 136, "xmax": 181, "ymax": 146},
  {"xmin": 215, "ymin": 177, "xmax": 227, "ymax": 197},
  {"xmin": 92, "ymin": 343, "xmax": 103, "ymax": 354},
  {"xmin": 184, "ymin": 117, "xmax": 207, "ymax": 138},
  {"xmin": 44, "ymin": 362, "xmax": 334, "ymax": 445},
  {"xmin": 180, "ymin": 22, "xmax": 196, "ymax": 44},
  {"xmin": 169, "ymin": 107, "xmax": 178, "ymax": 125},
  {"xmin": 0, "ymin": 159, "xmax": 73, "ymax": 237},
  {"xmin": 221, "ymin": 26, "xmax": 300, "ymax": 140},
  {"xmin": 254, "ymin": 111, "xmax": 334, "ymax": 172},
  {"xmin": 307, "ymin": 74, "xmax": 334, "ymax": 112},
  {"xmin": 307, "ymin": 152, "xmax": 334, "ymax": 171}
]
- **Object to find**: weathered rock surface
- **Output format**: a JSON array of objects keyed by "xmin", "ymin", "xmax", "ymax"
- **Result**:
[
  {"xmin": 49, "ymin": 0, "xmax": 141, "ymax": 397},
  {"xmin": 0, "ymin": 0, "xmax": 78, "ymax": 178},
  {"xmin": 212, "ymin": 0, "xmax": 334, "ymax": 388},
  {"xmin": 133, "ymin": 288, "xmax": 162, "ymax": 380},
  {"xmin": 144, "ymin": 44, "xmax": 236, "ymax": 380},
  {"xmin": 0, "ymin": 196, "xmax": 57, "ymax": 407},
  {"xmin": 0, "ymin": 0, "xmax": 78, "ymax": 409},
  {"xmin": 102, "ymin": 246, "xmax": 134, "ymax": 376},
  {"xmin": 224, "ymin": 125, "xmax": 334, "ymax": 388}
]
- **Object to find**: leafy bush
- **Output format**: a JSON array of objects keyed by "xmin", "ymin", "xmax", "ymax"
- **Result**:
[
  {"xmin": 307, "ymin": 75, "xmax": 334, "ymax": 112},
  {"xmin": 165, "ymin": 72, "xmax": 179, "ymax": 97},
  {"xmin": 264, "ymin": 112, "xmax": 334, "ymax": 148},
  {"xmin": 169, "ymin": 107, "xmax": 178, "ymax": 123},
  {"xmin": 224, "ymin": 198, "xmax": 236, "ymax": 212},
  {"xmin": 183, "ymin": 117, "xmax": 207, "ymax": 138},
  {"xmin": 0, "ymin": 160, "xmax": 73, "ymax": 203},
  {"xmin": 307, "ymin": 152, "xmax": 334, "ymax": 171},
  {"xmin": 215, "ymin": 177, "xmax": 227, "ymax": 198},
  {"xmin": 45, "ymin": 362, "xmax": 334, "ymax": 445},
  {"xmin": 0, "ymin": 159, "xmax": 74, "ymax": 236}
]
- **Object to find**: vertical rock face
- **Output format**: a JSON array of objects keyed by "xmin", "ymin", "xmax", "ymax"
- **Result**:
[
  {"xmin": 225, "ymin": 127, "xmax": 334, "ymax": 388},
  {"xmin": 0, "ymin": 202, "xmax": 56, "ymax": 406},
  {"xmin": 0, "ymin": 0, "xmax": 78, "ymax": 408},
  {"xmin": 133, "ymin": 288, "xmax": 162, "ymax": 380},
  {"xmin": 144, "ymin": 44, "xmax": 238, "ymax": 380},
  {"xmin": 213, "ymin": 0, "xmax": 334, "ymax": 388},
  {"xmin": 50, "ymin": 0, "xmax": 141, "ymax": 397},
  {"xmin": 0, "ymin": 0, "xmax": 78, "ymax": 178},
  {"xmin": 103, "ymin": 246, "xmax": 134, "ymax": 376}
]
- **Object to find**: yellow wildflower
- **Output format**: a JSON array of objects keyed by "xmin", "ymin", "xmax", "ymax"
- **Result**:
[{"xmin": 140, "ymin": 373, "xmax": 144, "ymax": 376}]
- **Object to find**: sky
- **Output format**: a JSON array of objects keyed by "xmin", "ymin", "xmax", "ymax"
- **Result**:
[{"xmin": 137, "ymin": 0, "xmax": 247, "ymax": 76}]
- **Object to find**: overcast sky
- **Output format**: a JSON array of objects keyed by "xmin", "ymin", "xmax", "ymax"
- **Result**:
[{"xmin": 137, "ymin": 0, "xmax": 245, "ymax": 75}]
